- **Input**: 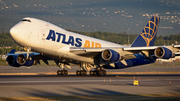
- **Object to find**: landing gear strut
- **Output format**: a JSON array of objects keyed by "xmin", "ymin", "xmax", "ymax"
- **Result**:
[
  {"xmin": 56, "ymin": 62, "xmax": 69, "ymax": 76},
  {"xmin": 76, "ymin": 62, "xmax": 88, "ymax": 76}
]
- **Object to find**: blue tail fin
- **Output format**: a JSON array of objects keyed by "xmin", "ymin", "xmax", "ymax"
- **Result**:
[{"xmin": 131, "ymin": 16, "xmax": 160, "ymax": 47}]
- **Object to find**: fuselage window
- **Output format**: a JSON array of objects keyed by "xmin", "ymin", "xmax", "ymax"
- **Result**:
[{"xmin": 21, "ymin": 19, "xmax": 31, "ymax": 22}]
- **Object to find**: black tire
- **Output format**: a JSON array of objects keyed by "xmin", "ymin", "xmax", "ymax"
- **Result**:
[
  {"xmin": 57, "ymin": 70, "xmax": 61, "ymax": 76},
  {"xmin": 93, "ymin": 71, "xmax": 97, "ymax": 76},
  {"xmin": 65, "ymin": 70, "xmax": 68, "ymax": 76},
  {"xmin": 61, "ymin": 70, "xmax": 65, "ymax": 76},
  {"xmin": 98, "ymin": 71, "xmax": 103, "ymax": 76},
  {"xmin": 90, "ymin": 70, "xmax": 93, "ymax": 76},
  {"xmin": 76, "ymin": 70, "xmax": 80, "ymax": 76},
  {"xmin": 84, "ymin": 70, "xmax": 87, "ymax": 76},
  {"xmin": 103, "ymin": 70, "xmax": 106, "ymax": 76},
  {"xmin": 80, "ymin": 70, "xmax": 84, "ymax": 76}
]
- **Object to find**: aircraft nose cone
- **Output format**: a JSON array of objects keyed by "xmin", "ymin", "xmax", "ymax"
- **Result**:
[{"xmin": 10, "ymin": 27, "xmax": 17, "ymax": 37}]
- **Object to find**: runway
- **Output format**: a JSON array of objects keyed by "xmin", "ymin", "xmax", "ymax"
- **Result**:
[
  {"xmin": 0, "ymin": 65, "xmax": 180, "ymax": 98},
  {"xmin": 0, "ymin": 75, "xmax": 180, "ymax": 97},
  {"xmin": 1, "ymin": 64, "xmax": 180, "ymax": 75}
]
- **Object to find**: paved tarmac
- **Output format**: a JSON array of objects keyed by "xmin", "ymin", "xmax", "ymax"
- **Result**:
[
  {"xmin": 0, "ymin": 65, "xmax": 180, "ymax": 97},
  {"xmin": 0, "ymin": 63, "xmax": 180, "ymax": 74},
  {"xmin": 0, "ymin": 75, "xmax": 180, "ymax": 97}
]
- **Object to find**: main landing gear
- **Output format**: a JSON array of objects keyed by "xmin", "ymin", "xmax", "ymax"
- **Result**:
[
  {"xmin": 56, "ymin": 62, "xmax": 69, "ymax": 76},
  {"xmin": 56, "ymin": 61, "xmax": 107, "ymax": 76},
  {"xmin": 76, "ymin": 62, "xmax": 88, "ymax": 76},
  {"xmin": 57, "ymin": 69, "xmax": 68, "ymax": 76},
  {"xmin": 90, "ymin": 67, "xmax": 106, "ymax": 76},
  {"xmin": 75, "ymin": 65, "xmax": 107, "ymax": 76},
  {"xmin": 76, "ymin": 70, "xmax": 87, "ymax": 76}
]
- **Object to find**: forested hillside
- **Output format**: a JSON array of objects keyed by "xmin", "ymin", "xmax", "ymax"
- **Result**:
[
  {"xmin": 67, "ymin": 29, "xmax": 180, "ymax": 46},
  {"xmin": 0, "ymin": 0, "xmax": 180, "ymax": 35},
  {"xmin": 0, "ymin": 31, "xmax": 15, "ymax": 46}
]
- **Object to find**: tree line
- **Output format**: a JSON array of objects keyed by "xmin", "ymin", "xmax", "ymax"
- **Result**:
[
  {"xmin": 0, "ymin": 30, "xmax": 180, "ymax": 54},
  {"xmin": 0, "ymin": 32, "xmax": 19, "ymax": 55}
]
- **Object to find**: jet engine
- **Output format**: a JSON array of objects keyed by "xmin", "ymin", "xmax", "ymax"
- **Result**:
[
  {"xmin": 17, "ymin": 54, "xmax": 34, "ymax": 66},
  {"xmin": 101, "ymin": 49, "xmax": 120, "ymax": 62},
  {"xmin": 6, "ymin": 55, "xmax": 20, "ymax": 67},
  {"xmin": 6, "ymin": 54, "xmax": 34, "ymax": 67},
  {"xmin": 154, "ymin": 47, "xmax": 174, "ymax": 59}
]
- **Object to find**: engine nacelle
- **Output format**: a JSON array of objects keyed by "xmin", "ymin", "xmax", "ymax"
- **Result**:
[
  {"xmin": 6, "ymin": 54, "xmax": 34, "ymax": 67},
  {"xmin": 154, "ymin": 47, "xmax": 173, "ymax": 59},
  {"xmin": 101, "ymin": 49, "xmax": 120, "ymax": 62},
  {"xmin": 6, "ymin": 55, "xmax": 20, "ymax": 67},
  {"xmin": 17, "ymin": 54, "xmax": 34, "ymax": 66}
]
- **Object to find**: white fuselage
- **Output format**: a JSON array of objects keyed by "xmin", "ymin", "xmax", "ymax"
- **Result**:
[{"xmin": 10, "ymin": 17, "xmax": 126, "ymax": 64}]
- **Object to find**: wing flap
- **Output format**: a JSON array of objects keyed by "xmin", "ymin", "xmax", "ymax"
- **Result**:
[
  {"xmin": 123, "ymin": 46, "xmax": 157, "ymax": 51},
  {"xmin": 174, "ymin": 45, "xmax": 180, "ymax": 48},
  {"xmin": 69, "ymin": 45, "xmax": 180, "ymax": 59},
  {"xmin": 70, "ymin": 47, "xmax": 118, "ymax": 52}
]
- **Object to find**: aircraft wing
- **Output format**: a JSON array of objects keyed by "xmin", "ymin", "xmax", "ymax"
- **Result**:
[
  {"xmin": 70, "ymin": 47, "xmax": 144, "ymax": 60},
  {"xmin": 70, "ymin": 45, "xmax": 180, "ymax": 60}
]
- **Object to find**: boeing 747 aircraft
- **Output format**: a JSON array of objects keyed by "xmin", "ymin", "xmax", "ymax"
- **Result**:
[{"xmin": 7, "ymin": 16, "xmax": 180, "ymax": 76}]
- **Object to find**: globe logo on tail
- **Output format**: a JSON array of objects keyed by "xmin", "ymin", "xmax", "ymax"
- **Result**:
[{"xmin": 140, "ymin": 16, "xmax": 160, "ymax": 46}]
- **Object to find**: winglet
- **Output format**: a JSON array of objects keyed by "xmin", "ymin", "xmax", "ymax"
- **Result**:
[{"xmin": 131, "ymin": 16, "xmax": 160, "ymax": 47}]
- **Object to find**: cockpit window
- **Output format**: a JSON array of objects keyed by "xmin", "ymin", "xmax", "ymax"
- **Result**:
[{"xmin": 21, "ymin": 19, "xmax": 31, "ymax": 22}]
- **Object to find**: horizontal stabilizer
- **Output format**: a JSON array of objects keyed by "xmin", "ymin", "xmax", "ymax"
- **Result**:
[{"xmin": 8, "ymin": 49, "xmax": 16, "ymax": 54}]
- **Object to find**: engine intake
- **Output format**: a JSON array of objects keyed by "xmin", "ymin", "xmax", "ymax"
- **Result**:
[
  {"xmin": 154, "ymin": 47, "xmax": 173, "ymax": 59},
  {"xmin": 6, "ymin": 54, "xmax": 34, "ymax": 67},
  {"xmin": 101, "ymin": 49, "xmax": 120, "ymax": 62},
  {"xmin": 6, "ymin": 55, "xmax": 20, "ymax": 67},
  {"xmin": 17, "ymin": 54, "xmax": 34, "ymax": 66},
  {"xmin": 17, "ymin": 54, "xmax": 26, "ymax": 65}
]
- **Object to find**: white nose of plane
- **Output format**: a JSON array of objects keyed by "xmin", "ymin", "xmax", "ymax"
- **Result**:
[{"xmin": 9, "ymin": 26, "xmax": 17, "ymax": 37}]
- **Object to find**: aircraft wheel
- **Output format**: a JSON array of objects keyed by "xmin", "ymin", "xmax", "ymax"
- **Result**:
[
  {"xmin": 83, "ymin": 70, "xmax": 87, "ymax": 76},
  {"xmin": 90, "ymin": 70, "xmax": 93, "ymax": 76},
  {"xmin": 76, "ymin": 70, "xmax": 80, "ymax": 76},
  {"xmin": 80, "ymin": 70, "xmax": 86, "ymax": 76},
  {"xmin": 57, "ymin": 70, "xmax": 61, "ymax": 76},
  {"xmin": 98, "ymin": 71, "xmax": 103, "ymax": 76},
  {"xmin": 65, "ymin": 70, "xmax": 68, "ymax": 76},
  {"xmin": 61, "ymin": 70, "xmax": 65, "ymax": 76},
  {"xmin": 103, "ymin": 70, "xmax": 106, "ymax": 76},
  {"xmin": 93, "ymin": 71, "xmax": 97, "ymax": 76}
]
